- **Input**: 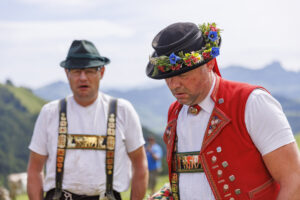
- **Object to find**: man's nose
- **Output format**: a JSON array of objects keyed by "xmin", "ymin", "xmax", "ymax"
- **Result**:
[
  {"xmin": 79, "ymin": 70, "xmax": 88, "ymax": 80},
  {"xmin": 165, "ymin": 77, "xmax": 180, "ymax": 89}
]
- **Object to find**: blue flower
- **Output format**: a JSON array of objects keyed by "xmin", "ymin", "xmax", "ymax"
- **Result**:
[
  {"xmin": 208, "ymin": 31, "xmax": 218, "ymax": 42},
  {"xmin": 211, "ymin": 47, "xmax": 220, "ymax": 58},
  {"xmin": 169, "ymin": 53, "xmax": 181, "ymax": 65}
]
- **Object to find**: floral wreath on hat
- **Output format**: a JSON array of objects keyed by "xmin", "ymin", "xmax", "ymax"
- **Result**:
[{"xmin": 150, "ymin": 22, "xmax": 222, "ymax": 77}]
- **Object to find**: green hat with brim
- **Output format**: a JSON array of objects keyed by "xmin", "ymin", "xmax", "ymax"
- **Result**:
[{"xmin": 60, "ymin": 40, "xmax": 110, "ymax": 69}]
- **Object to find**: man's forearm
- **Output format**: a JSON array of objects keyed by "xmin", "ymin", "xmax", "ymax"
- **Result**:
[
  {"xmin": 27, "ymin": 172, "xmax": 44, "ymax": 200},
  {"xmin": 130, "ymin": 168, "xmax": 149, "ymax": 200},
  {"xmin": 277, "ymin": 177, "xmax": 300, "ymax": 200},
  {"xmin": 128, "ymin": 146, "xmax": 149, "ymax": 200},
  {"xmin": 277, "ymin": 187, "xmax": 300, "ymax": 200}
]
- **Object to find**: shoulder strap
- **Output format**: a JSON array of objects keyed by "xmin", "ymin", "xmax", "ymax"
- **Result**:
[
  {"xmin": 53, "ymin": 98, "xmax": 118, "ymax": 199},
  {"xmin": 105, "ymin": 98, "xmax": 118, "ymax": 199},
  {"xmin": 53, "ymin": 98, "xmax": 68, "ymax": 200}
]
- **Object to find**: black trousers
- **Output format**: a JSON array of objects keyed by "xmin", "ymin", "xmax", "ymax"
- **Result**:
[{"xmin": 45, "ymin": 189, "xmax": 122, "ymax": 200}]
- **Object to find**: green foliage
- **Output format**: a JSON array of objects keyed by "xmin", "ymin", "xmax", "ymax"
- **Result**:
[
  {"xmin": 16, "ymin": 194, "xmax": 28, "ymax": 200},
  {"xmin": 5, "ymin": 79, "xmax": 14, "ymax": 86},
  {"xmin": 295, "ymin": 133, "xmax": 300, "ymax": 148},
  {"xmin": 4, "ymin": 84, "xmax": 46, "ymax": 114},
  {"xmin": 0, "ymin": 84, "xmax": 45, "ymax": 186}
]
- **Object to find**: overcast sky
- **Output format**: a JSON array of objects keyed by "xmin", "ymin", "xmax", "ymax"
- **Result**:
[{"xmin": 1, "ymin": 0, "xmax": 299, "ymax": 90}]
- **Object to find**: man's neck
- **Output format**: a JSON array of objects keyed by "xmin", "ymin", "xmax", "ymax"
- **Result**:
[{"xmin": 74, "ymin": 94, "xmax": 98, "ymax": 107}]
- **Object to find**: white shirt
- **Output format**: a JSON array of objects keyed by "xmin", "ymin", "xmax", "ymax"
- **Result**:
[
  {"xmin": 29, "ymin": 92, "xmax": 145, "ymax": 195},
  {"xmin": 177, "ymin": 75, "xmax": 295, "ymax": 200}
]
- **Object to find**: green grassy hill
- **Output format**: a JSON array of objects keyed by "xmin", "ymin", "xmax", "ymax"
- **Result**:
[
  {"xmin": 4, "ymin": 84, "xmax": 45, "ymax": 114},
  {"xmin": 0, "ymin": 83, "xmax": 46, "ymax": 186}
]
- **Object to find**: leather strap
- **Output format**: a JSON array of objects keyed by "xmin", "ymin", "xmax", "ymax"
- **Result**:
[
  {"xmin": 45, "ymin": 188, "xmax": 122, "ymax": 200},
  {"xmin": 54, "ymin": 98, "xmax": 68, "ymax": 200},
  {"xmin": 170, "ymin": 136, "xmax": 180, "ymax": 200},
  {"xmin": 105, "ymin": 98, "xmax": 117, "ymax": 199}
]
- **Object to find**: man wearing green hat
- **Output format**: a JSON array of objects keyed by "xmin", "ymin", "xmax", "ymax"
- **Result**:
[
  {"xmin": 146, "ymin": 22, "xmax": 300, "ymax": 200},
  {"xmin": 27, "ymin": 40, "xmax": 148, "ymax": 200}
]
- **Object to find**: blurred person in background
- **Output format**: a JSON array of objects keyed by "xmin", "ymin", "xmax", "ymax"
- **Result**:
[{"xmin": 146, "ymin": 136, "xmax": 163, "ymax": 195}]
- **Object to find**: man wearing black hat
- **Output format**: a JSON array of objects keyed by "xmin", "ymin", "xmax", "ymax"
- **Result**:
[
  {"xmin": 27, "ymin": 40, "xmax": 148, "ymax": 200},
  {"xmin": 146, "ymin": 22, "xmax": 300, "ymax": 200}
]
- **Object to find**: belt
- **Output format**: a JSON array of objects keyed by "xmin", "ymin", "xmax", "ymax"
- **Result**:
[{"xmin": 45, "ymin": 189, "xmax": 122, "ymax": 200}]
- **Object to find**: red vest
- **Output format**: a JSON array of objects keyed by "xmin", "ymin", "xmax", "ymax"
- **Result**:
[{"xmin": 164, "ymin": 76, "xmax": 280, "ymax": 200}]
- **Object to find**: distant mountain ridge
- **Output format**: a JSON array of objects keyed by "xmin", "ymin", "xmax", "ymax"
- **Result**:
[
  {"xmin": 33, "ymin": 81, "xmax": 72, "ymax": 101},
  {"xmin": 32, "ymin": 61, "xmax": 300, "ymax": 134},
  {"xmin": 222, "ymin": 61, "xmax": 300, "ymax": 99}
]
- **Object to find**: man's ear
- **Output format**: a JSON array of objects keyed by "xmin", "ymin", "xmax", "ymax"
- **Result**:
[
  {"xmin": 64, "ymin": 69, "xmax": 70, "ymax": 78},
  {"xmin": 207, "ymin": 59, "xmax": 216, "ymax": 72},
  {"xmin": 99, "ymin": 67, "xmax": 105, "ymax": 79}
]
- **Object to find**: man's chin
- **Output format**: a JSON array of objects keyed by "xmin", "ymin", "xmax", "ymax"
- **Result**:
[
  {"xmin": 74, "ymin": 91, "xmax": 92, "ymax": 99},
  {"xmin": 176, "ymin": 99, "xmax": 190, "ymax": 105}
]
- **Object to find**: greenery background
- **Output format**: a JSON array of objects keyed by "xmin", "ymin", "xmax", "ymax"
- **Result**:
[{"xmin": 0, "ymin": 80, "xmax": 300, "ymax": 200}]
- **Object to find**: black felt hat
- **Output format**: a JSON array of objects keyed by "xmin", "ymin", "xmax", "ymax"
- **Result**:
[
  {"xmin": 146, "ymin": 22, "xmax": 221, "ymax": 79},
  {"xmin": 60, "ymin": 40, "xmax": 110, "ymax": 69}
]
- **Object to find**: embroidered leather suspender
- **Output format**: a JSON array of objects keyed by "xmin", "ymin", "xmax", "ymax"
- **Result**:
[
  {"xmin": 166, "ymin": 102, "xmax": 204, "ymax": 200},
  {"xmin": 105, "ymin": 98, "xmax": 117, "ymax": 199},
  {"xmin": 53, "ymin": 98, "xmax": 68, "ymax": 200},
  {"xmin": 170, "ymin": 136, "xmax": 180, "ymax": 200},
  {"xmin": 53, "ymin": 98, "xmax": 118, "ymax": 199},
  {"xmin": 170, "ymin": 141, "xmax": 204, "ymax": 200}
]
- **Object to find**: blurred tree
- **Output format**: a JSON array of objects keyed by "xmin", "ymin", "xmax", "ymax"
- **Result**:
[{"xmin": 5, "ymin": 79, "xmax": 13, "ymax": 86}]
